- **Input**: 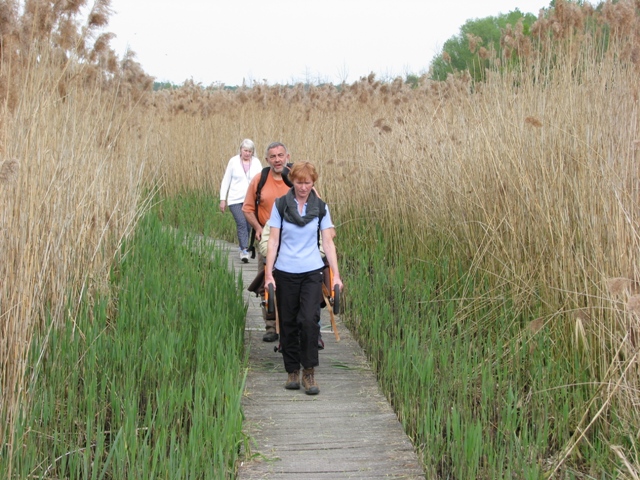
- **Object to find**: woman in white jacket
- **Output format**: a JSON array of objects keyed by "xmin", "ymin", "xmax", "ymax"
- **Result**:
[{"xmin": 219, "ymin": 139, "xmax": 263, "ymax": 262}]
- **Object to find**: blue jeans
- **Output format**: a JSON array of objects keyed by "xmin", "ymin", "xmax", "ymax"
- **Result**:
[{"xmin": 229, "ymin": 203, "xmax": 251, "ymax": 250}]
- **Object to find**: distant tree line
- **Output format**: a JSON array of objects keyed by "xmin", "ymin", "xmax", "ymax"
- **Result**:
[
  {"xmin": 426, "ymin": 1, "xmax": 601, "ymax": 83},
  {"xmin": 428, "ymin": 9, "xmax": 539, "ymax": 82}
]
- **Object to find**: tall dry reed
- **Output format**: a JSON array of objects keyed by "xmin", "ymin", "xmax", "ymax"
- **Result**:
[{"xmin": 0, "ymin": 0, "xmax": 156, "ymax": 464}]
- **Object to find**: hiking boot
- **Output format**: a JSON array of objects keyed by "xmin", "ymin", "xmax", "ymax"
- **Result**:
[
  {"xmin": 285, "ymin": 370, "xmax": 300, "ymax": 390},
  {"xmin": 240, "ymin": 249, "xmax": 249, "ymax": 263},
  {"xmin": 263, "ymin": 331, "xmax": 278, "ymax": 342},
  {"xmin": 302, "ymin": 367, "xmax": 319, "ymax": 395}
]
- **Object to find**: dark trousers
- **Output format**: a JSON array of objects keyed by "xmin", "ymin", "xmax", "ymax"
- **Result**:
[{"xmin": 274, "ymin": 268, "xmax": 323, "ymax": 373}]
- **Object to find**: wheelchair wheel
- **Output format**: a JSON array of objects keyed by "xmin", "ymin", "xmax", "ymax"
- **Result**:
[{"xmin": 267, "ymin": 283, "xmax": 275, "ymax": 314}]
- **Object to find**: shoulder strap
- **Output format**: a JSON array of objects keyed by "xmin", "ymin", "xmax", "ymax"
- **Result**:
[
  {"xmin": 318, "ymin": 200, "xmax": 326, "ymax": 220},
  {"xmin": 255, "ymin": 167, "xmax": 271, "ymax": 209},
  {"xmin": 274, "ymin": 196, "xmax": 286, "ymax": 259},
  {"xmin": 248, "ymin": 167, "xmax": 272, "ymax": 258},
  {"xmin": 316, "ymin": 200, "xmax": 326, "ymax": 249},
  {"xmin": 281, "ymin": 163, "xmax": 293, "ymax": 188},
  {"xmin": 275, "ymin": 196, "xmax": 286, "ymax": 221}
]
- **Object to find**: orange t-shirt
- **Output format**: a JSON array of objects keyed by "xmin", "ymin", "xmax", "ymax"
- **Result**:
[{"xmin": 242, "ymin": 172, "xmax": 292, "ymax": 227}]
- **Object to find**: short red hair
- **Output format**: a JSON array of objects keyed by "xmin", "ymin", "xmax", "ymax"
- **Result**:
[{"xmin": 289, "ymin": 162, "xmax": 318, "ymax": 183}]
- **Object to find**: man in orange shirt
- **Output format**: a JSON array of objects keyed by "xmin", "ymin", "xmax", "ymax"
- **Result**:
[{"xmin": 243, "ymin": 142, "xmax": 293, "ymax": 342}]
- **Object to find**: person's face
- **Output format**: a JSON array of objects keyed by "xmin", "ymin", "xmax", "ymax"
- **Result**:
[
  {"xmin": 293, "ymin": 177, "xmax": 313, "ymax": 198},
  {"xmin": 240, "ymin": 148, "xmax": 253, "ymax": 161},
  {"xmin": 266, "ymin": 146, "xmax": 289, "ymax": 173}
]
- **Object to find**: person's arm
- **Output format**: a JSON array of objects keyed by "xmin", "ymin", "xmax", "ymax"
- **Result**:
[
  {"xmin": 322, "ymin": 227, "xmax": 342, "ymax": 292},
  {"xmin": 244, "ymin": 210, "xmax": 262, "ymax": 241},
  {"xmin": 242, "ymin": 176, "xmax": 262, "ymax": 239},
  {"xmin": 264, "ymin": 226, "xmax": 280, "ymax": 290},
  {"xmin": 258, "ymin": 224, "xmax": 270, "ymax": 257}
]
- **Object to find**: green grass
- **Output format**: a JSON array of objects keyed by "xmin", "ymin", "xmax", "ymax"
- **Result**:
[
  {"xmin": 6, "ymin": 194, "xmax": 246, "ymax": 479},
  {"xmin": 154, "ymin": 190, "xmax": 238, "ymax": 244}
]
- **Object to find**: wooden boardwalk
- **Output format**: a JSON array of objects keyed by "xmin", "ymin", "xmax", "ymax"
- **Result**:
[{"xmin": 214, "ymin": 240, "xmax": 425, "ymax": 479}]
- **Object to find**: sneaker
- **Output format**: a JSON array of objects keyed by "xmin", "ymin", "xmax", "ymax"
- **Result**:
[
  {"xmin": 302, "ymin": 367, "xmax": 319, "ymax": 395},
  {"xmin": 263, "ymin": 331, "xmax": 279, "ymax": 342},
  {"xmin": 240, "ymin": 249, "xmax": 249, "ymax": 263},
  {"xmin": 285, "ymin": 370, "xmax": 300, "ymax": 390}
]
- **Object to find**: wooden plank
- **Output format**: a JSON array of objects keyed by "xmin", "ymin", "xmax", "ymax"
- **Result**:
[{"xmin": 212, "ymin": 240, "xmax": 425, "ymax": 479}]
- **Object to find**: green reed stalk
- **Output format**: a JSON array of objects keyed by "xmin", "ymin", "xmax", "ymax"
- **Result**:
[{"xmin": 338, "ymin": 216, "xmax": 608, "ymax": 478}]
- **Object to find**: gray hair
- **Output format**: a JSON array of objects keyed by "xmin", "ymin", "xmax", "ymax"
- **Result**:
[
  {"xmin": 239, "ymin": 138, "xmax": 255, "ymax": 154},
  {"xmin": 264, "ymin": 141, "xmax": 287, "ymax": 159}
]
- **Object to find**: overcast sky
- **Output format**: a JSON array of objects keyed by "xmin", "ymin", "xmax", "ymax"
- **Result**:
[{"xmin": 107, "ymin": 0, "xmax": 551, "ymax": 86}]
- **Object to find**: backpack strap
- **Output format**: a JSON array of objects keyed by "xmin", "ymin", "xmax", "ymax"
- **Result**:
[
  {"xmin": 248, "ymin": 167, "xmax": 274, "ymax": 258},
  {"xmin": 248, "ymin": 164, "xmax": 294, "ymax": 258},
  {"xmin": 282, "ymin": 163, "xmax": 293, "ymax": 187},
  {"xmin": 317, "ymin": 201, "xmax": 326, "ymax": 249},
  {"xmin": 275, "ymin": 196, "xmax": 286, "ymax": 260},
  {"xmin": 254, "ymin": 167, "xmax": 270, "ymax": 210}
]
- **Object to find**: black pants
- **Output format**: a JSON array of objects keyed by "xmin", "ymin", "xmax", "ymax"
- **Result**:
[{"xmin": 274, "ymin": 268, "xmax": 323, "ymax": 373}]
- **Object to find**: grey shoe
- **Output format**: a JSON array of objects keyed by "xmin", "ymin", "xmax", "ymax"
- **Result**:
[
  {"xmin": 263, "ymin": 331, "xmax": 279, "ymax": 342},
  {"xmin": 302, "ymin": 367, "xmax": 319, "ymax": 395},
  {"xmin": 285, "ymin": 370, "xmax": 300, "ymax": 390}
]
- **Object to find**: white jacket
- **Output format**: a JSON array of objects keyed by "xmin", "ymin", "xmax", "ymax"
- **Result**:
[{"xmin": 219, "ymin": 155, "xmax": 263, "ymax": 205}]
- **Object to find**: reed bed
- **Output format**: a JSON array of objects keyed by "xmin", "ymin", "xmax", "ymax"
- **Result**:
[
  {"xmin": 0, "ymin": 61, "xmax": 155, "ymax": 457},
  {"xmin": 0, "ymin": 1, "xmax": 161, "ymax": 468},
  {"xmin": 3, "ymin": 0, "xmax": 640, "ymax": 477},
  {"xmin": 2, "ymin": 200, "xmax": 247, "ymax": 478}
]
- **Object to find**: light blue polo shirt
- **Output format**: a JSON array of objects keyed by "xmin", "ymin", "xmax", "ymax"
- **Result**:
[{"xmin": 268, "ymin": 199, "xmax": 334, "ymax": 274}]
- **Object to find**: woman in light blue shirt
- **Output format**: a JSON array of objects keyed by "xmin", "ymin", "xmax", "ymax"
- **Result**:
[{"xmin": 265, "ymin": 162, "xmax": 342, "ymax": 395}]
